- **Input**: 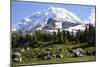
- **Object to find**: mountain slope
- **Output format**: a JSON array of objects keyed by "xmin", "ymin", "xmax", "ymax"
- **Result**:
[{"xmin": 12, "ymin": 7, "xmax": 86, "ymax": 32}]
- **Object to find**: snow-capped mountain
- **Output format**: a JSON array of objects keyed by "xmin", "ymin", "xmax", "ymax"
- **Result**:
[{"xmin": 12, "ymin": 7, "xmax": 86, "ymax": 32}]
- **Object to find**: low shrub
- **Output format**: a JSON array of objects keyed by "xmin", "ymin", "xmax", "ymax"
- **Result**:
[
  {"xmin": 21, "ymin": 50, "xmax": 36, "ymax": 59},
  {"xmin": 85, "ymin": 47, "xmax": 96, "ymax": 56}
]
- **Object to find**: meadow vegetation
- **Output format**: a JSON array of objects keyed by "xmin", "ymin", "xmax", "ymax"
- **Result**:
[{"xmin": 11, "ymin": 24, "xmax": 96, "ymax": 66}]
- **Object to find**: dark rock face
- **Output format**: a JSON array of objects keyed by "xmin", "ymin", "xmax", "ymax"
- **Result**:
[
  {"xmin": 42, "ymin": 18, "xmax": 81, "ymax": 30},
  {"xmin": 42, "ymin": 18, "xmax": 56, "ymax": 30},
  {"xmin": 62, "ymin": 21, "xmax": 80, "ymax": 29}
]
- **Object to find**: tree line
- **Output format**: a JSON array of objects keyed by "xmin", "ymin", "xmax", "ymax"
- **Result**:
[{"xmin": 12, "ymin": 24, "xmax": 95, "ymax": 48}]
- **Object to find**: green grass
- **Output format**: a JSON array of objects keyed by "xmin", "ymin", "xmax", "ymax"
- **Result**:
[
  {"xmin": 18, "ymin": 56, "xmax": 95, "ymax": 66},
  {"xmin": 12, "ymin": 43, "xmax": 96, "ymax": 66}
]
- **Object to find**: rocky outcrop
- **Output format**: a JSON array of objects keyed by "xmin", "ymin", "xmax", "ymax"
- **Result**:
[
  {"xmin": 72, "ymin": 48, "xmax": 86, "ymax": 57},
  {"xmin": 12, "ymin": 52, "xmax": 22, "ymax": 63}
]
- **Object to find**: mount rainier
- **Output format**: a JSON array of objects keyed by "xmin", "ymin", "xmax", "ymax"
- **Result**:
[{"xmin": 12, "ymin": 7, "xmax": 87, "ymax": 32}]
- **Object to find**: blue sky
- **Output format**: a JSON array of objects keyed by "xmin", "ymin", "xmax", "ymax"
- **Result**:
[{"xmin": 12, "ymin": 1, "xmax": 95, "ymax": 26}]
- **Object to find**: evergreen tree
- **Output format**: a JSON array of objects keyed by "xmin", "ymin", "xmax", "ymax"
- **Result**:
[
  {"xmin": 66, "ymin": 31, "xmax": 71, "ymax": 41},
  {"xmin": 57, "ymin": 29, "xmax": 63, "ymax": 43},
  {"xmin": 88, "ymin": 24, "xmax": 96, "ymax": 45},
  {"xmin": 52, "ymin": 31, "xmax": 57, "ymax": 43},
  {"xmin": 62, "ymin": 30, "xmax": 67, "ymax": 43}
]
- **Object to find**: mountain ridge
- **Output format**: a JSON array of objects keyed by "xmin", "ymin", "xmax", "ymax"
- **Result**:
[{"xmin": 12, "ymin": 7, "xmax": 86, "ymax": 32}]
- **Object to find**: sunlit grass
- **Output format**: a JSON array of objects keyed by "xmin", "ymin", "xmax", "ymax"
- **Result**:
[{"xmin": 12, "ymin": 43, "xmax": 96, "ymax": 66}]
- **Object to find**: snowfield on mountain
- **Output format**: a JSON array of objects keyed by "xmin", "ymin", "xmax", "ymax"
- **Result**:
[{"xmin": 12, "ymin": 7, "xmax": 88, "ymax": 32}]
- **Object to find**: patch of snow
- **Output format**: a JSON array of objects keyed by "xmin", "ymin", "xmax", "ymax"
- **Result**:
[{"xmin": 24, "ymin": 17, "xmax": 31, "ymax": 22}]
